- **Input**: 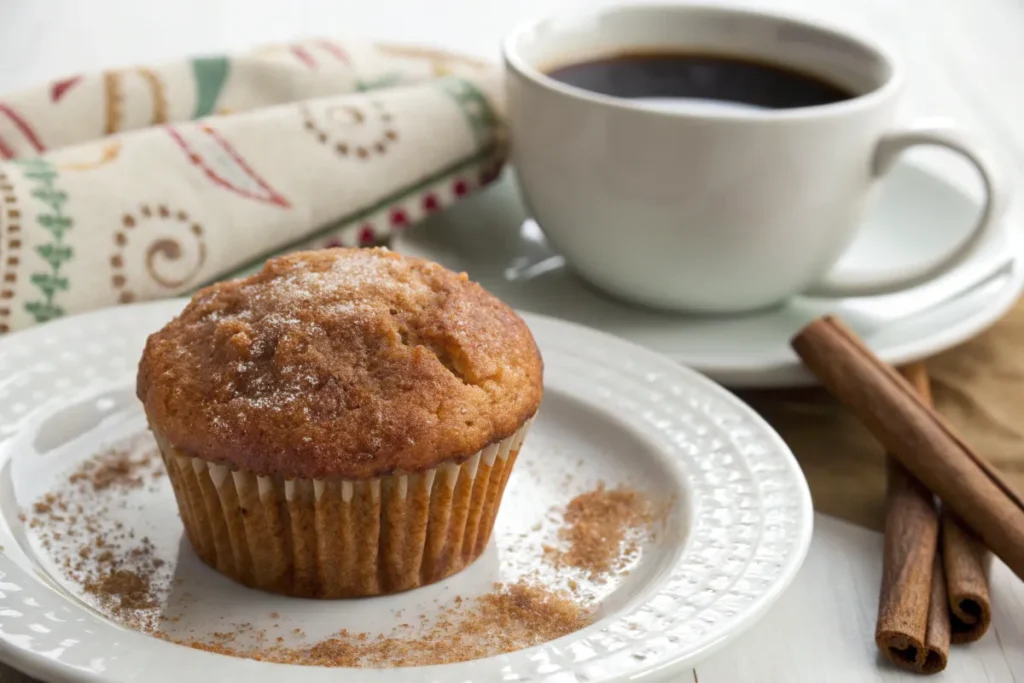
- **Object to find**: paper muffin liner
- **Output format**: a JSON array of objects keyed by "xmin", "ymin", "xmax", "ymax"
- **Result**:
[{"xmin": 153, "ymin": 420, "xmax": 532, "ymax": 598}]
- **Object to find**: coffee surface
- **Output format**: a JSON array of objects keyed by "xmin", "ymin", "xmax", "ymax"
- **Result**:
[{"xmin": 545, "ymin": 52, "xmax": 853, "ymax": 109}]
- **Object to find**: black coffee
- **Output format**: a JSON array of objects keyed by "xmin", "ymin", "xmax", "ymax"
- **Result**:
[{"xmin": 545, "ymin": 52, "xmax": 853, "ymax": 109}]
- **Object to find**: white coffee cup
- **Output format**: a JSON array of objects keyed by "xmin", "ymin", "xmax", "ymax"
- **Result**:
[{"xmin": 502, "ymin": 2, "xmax": 1008, "ymax": 313}]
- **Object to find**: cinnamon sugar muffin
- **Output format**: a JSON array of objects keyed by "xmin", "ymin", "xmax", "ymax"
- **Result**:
[{"xmin": 136, "ymin": 247, "xmax": 543, "ymax": 598}]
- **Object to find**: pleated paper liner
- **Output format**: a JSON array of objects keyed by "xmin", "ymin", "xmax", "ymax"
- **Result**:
[{"xmin": 153, "ymin": 420, "xmax": 532, "ymax": 598}]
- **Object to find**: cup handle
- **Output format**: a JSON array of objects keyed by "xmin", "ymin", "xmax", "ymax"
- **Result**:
[{"xmin": 806, "ymin": 119, "xmax": 1008, "ymax": 298}]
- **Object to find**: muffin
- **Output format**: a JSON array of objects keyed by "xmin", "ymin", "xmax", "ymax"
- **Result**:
[{"xmin": 136, "ymin": 247, "xmax": 543, "ymax": 598}]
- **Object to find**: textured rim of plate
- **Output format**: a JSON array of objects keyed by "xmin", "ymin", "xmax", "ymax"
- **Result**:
[{"xmin": 0, "ymin": 299, "xmax": 813, "ymax": 683}]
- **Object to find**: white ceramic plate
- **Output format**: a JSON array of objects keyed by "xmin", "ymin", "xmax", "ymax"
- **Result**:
[
  {"xmin": 395, "ymin": 161, "xmax": 1024, "ymax": 387},
  {"xmin": 0, "ymin": 299, "xmax": 812, "ymax": 683}
]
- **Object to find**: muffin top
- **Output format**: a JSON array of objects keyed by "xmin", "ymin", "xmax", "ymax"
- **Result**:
[{"xmin": 137, "ymin": 248, "xmax": 543, "ymax": 480}]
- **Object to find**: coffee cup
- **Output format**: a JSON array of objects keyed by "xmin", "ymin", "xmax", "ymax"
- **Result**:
[{"xmin": 502, "ymin": 2, "xmax": 1008, "ymax": 313}]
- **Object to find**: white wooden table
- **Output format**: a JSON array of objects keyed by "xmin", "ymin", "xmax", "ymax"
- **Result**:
[{"xmin": 2, "ymin": 0, "xmax": 1023, "ymax": 681}]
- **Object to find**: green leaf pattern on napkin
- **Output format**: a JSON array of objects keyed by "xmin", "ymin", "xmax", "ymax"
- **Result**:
[
  {"xmin": 437, "ymin": 76, "xmax": 500, "ymax": 148},
  {"xmin": 190, "ymin": 56, "xmax": 231, "ymax": 118},
  {"xmin": 16, "ymin": 158, "xmax": 72, "ymax": 323}
]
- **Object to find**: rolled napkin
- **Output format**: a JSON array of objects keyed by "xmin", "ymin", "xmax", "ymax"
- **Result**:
[{"xmin": 0, "ymin": 37, "xmax": 506, "ymax": 333}]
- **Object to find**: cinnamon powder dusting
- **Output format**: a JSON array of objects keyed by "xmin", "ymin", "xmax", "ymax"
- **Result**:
[
  {"xmin": 25, "ymin": 435, "xmax": 169, "ymax": 630},
  {"xmin": 545, "ymin": 482, "xmax": 655, "ymax": 580},
  {"xmin": 24, "ymin": 436, "xmax": 662, "ymax": 668},
  {"xmin": 162, "ymin": 581, "xmax": 590, "ymax": 667},
  {"xmin": 68, "ymin": 446, "xmax": 155, "ymax": 490},
  {"xmin": 85, "ymin": 568, "xmax": 156, "ymax": 611}
]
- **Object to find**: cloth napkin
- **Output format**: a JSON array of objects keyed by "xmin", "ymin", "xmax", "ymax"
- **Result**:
[{"xmin": 0, "ymin": 37, "xmax": 507, "ymax": 334}]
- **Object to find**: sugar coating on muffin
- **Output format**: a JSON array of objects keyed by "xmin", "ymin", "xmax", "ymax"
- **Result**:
[{"xmin": 136, "ymin": 247, "xmax": 543, "ymax": 480}]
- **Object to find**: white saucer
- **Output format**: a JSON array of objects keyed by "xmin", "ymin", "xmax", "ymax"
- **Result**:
[
  {"xmin": 0, "ymin": 299, "xmax": 812, "ymax": 683},
  {"xmin": 395, "ymin": 162, "xmax": 1024, "ymax": 388}
]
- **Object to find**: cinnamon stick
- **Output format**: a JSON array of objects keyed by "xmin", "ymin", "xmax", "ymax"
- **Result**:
[
  {"xmin": 877, "ymin": 457, "xmax": 950, "ymax": 672},
  {"xmin": 925, "ymin": 556, "xmax": 952, "ymax": 670},
  {"xmin": 941, "ymin": 507, "xmax": 992, "ymax": 642},
  {"xmin": 875, "ymin": 364, "xmax": 949, "ymax": 674},
  {"xmin": 791, "ymin": 315, "xmax": 1024, "ymax": 582}
]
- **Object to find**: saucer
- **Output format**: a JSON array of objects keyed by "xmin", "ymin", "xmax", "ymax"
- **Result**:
[{"xmin": 394, "ymin": 161, "xmax": 1024, "ymax": 388}]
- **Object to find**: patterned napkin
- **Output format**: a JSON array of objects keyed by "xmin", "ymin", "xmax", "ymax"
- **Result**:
[{"xmin": 0, "ymin": 37, "xmax": 507, "ymax": 334}]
